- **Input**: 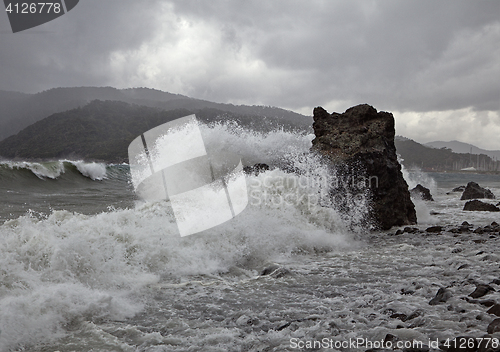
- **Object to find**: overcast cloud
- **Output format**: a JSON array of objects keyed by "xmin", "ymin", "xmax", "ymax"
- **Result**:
[{"xmin": 1, "ymin": 0, "xmax": 499, "ymax": 149}]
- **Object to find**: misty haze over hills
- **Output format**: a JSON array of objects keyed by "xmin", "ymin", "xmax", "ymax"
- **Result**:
[
  {"xmin": 0, "ymin": 86, "xmax": 499, "ymax": 171},
  {"xmin": 0, "ymin": 87, "xmax": 312, "ymax": 142},
  {"xmin": 425, "ymin": 140, "xmax": 500, "ymax": 161}
]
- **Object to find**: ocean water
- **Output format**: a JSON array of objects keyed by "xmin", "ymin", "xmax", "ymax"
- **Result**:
[{"xmin": 1, "ymin": 123, "xmax": 500, "ymax": 352}]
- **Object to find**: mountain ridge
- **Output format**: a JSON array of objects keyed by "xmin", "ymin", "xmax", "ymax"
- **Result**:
[
  {"xmin": 0, "ymin": 86, "xmax": 311, "ymax": 142},
  {"xmin": 425, "ymin": 140, "xmax": 500, "ymax": 160}
]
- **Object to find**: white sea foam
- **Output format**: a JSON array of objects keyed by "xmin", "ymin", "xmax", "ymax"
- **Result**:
[
  {"xmin": 72, "ymin": 160, "xmax": 108, "ymax": 180},
  {"xmin": 0, "ymin": 124, "xmax": 359, "ymax": 350},
  {"xmin": 1, "ymin": 160, "xmax": 108, "ymax": 180},
  {"xmin": 3, "ymin": 122, "xmax": 498, "ymax": 351}
]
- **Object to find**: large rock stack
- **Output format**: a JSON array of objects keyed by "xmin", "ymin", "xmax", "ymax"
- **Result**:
[{"xmin": 311, "ymin": 104, "xmax": 417, "ymax": 230}]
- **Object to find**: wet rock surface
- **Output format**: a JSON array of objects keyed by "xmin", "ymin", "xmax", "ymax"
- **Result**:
[
  {"xmin": 461, "ymin": 182, "xmax": 496, "ymax": 200},
  {"xmin": 311, "ymin": 104, "xmax": 416, "ymax": 230},
  {"xmin": 464, "ymin": 200, "xmax": 500, "ymax": 212},
  {"xmin": 410, "ymin": 184, "xmax": 434, "ymax": 201}
]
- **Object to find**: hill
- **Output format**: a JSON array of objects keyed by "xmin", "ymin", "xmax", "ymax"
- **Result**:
[
  {"xmin": 0, "ymin": 100, "xmax": 309, "ymax": 163},
  {"xmin": 425, "ymin": 140, "xmax": 500, "ymax": 161},
  {"xmin": 395, "ymin": 137, "xmax": 500, "ymax": 172},
  {"xmin": 0, "ymin": 87, "xmax": 312, "ymax": 142}
]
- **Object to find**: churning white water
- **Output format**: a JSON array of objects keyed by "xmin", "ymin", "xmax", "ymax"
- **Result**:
[{"xmin": 1, "ymin": 122, "xmax": 499, "ymax": 351}]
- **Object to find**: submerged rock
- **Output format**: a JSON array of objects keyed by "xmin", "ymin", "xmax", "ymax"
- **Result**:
[
  {"xmin": 410, "ymin": 184, "xmax": 434, "ymax": 201},
  {"xmin": 463, "ymin": 200, "xmax": 500, "ymax": 212},
  {"xmin": 429, "ymin": 287, "xmax": 452, "ymax": 305},
  {"xmin": 460, "ymin": 182, "xmax": 496, "ymax": 200},
  {"xmin": 487, "ymin": 304, "xmax": 500, "ymax": 317},
  {"xmin": 311, "ymin": 104, "xmax": 416, "ymax": 230},
  {"xmin": 243, "ymin": 163, "xmax": 270, "ymax": 175},
  {"xmin": 469, "ymin": 284, "xmax": 495, "ymax": 299},
  {"xmin": 487, "ymin": 318, "xmax": 500, "ymax": 334}
]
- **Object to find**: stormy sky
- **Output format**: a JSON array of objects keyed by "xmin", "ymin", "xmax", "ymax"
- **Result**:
[{"xmin": 1, "ymin": 0, "xmax": 499, "ymax": 149}]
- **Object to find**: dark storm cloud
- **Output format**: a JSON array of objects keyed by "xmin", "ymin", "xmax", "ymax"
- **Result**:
[
  {"xmin": 0, "ymin": 0, "xmax": 499, "ymax": 147},
  {"xmin": 0, "ymin": 0, "xmax": 166, "ymax": 92}
]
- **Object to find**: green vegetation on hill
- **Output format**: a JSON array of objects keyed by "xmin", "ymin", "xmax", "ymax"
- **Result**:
[
  {"xmin": 0, "ymin": 100, "xmax": 309, "ymax": 163},
  {"xmin": 0, "ymin": 87, "xmax": 312, "ymax": 142}
]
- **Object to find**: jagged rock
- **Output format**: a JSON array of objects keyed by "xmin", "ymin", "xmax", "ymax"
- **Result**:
[
  {"xmin": 487, "ymin": 318, "xmax": 500, "ymax": 334},
  {"xmin": 487, "ymin": 304, "xmax": 500, "ymax": 317},
  {"xmin": 260, "ymin": 264, "xmax": 292, "ymax": 278},
  {"xmin": 311, "ymin": 104, "xmax": 416, "ymax": 230},
  {"xmin": 461, "ymin": 182, "xmax": 496, "ymax": 200},
  {"xmin": 410, "ymin": 184, "xmax": 434, "ymax": 201},
  {"xmin": 429, "ymin": 287, "xmax": 452, "ymax": 305},
  {"xmin": 463, "ymin": 200, "xmax": 500, "ymax": 212},
  {"xmin": 469, "ymin": 284, "xmax": 495, "ymax": 299},
  {"xmin": 243, "ymin": 163, "xmax": 270, "ymax": 175},
  {"xmin": 453, "ymin": 186, "xmax": 466, "ymax": 192}
]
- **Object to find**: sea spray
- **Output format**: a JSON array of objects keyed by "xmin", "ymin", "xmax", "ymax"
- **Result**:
[{"xmin": 0, "ymin": 121, "xmax": 375, "ymax": 350}]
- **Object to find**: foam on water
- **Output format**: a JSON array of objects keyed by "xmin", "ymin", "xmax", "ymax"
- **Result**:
[
  {"xmin": 1, "ymin": 160, "xmax": 108, "ymax": 180},
  {"xmin": 0, "ymin": 122, "xmax": 362, "ymax": 350},
  {"xmin": 2, "ymin": 121, "xmax": 498, "ymax": 350}
]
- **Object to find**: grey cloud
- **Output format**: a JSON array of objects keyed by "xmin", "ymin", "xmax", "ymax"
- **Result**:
[{"xmin": 0, "ymin": 0, "xmax": 498, "ymax": 118}]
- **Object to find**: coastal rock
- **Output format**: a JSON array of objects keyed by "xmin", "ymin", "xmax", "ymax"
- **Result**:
[
  {"xmin": 460, "ymin": 182, "xmax": 496, "ymax": 200},
  {"xmin": 469, "ymin": 284, "xmax": 495, "ymax": 299},
  {"xmin": 429, "ymin": 287, "xmax": 452, "ymax": 305},
  {"xmin": 426, "ymin": 226, "xmax": 443, "ymax": 233},
  {"xmin": 487, "ymin": 318, "xmax": 500, "ymax": 334},
  {"xmin": 463, "ymin": 200, "xmax": 500, "ymax": 212},
  {"xmin": 243, "ymin": 163, "xmax": 270, "ymax": 175},
  {"xmin": 487, "ymin": 304, "xmax": 500, "ymax": 317},
  {"xmin": 410, "ymin": 184, "xmax": 434, "ymax": 201},
  {"xmin": 260, "ymin": 264, "xmax": 292, "ymax": 278},
  {"xmin": 311, "ymin": 104, "xmax": 416, "ymax": 230}
]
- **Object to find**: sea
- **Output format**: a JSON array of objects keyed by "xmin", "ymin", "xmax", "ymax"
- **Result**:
[{"xmin": 1, "ymin": 122, "xmax": 500, "ymax": 352}]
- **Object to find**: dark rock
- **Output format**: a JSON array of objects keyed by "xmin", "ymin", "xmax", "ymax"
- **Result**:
[
  {"xmin": 469, "ymin": 284, "xmax": 495, "ymax": 299},
  {"xmin": 260, "ymin": 264, "xmax": 292, "ymax": 278},
  {"xmin": 452, "ymin": 186, "xmax": 466, "ymax": 192},
  {"xmin": 384, "ymin": 334, "xmax": 399, "ymax": 344},
  {"xmin": 461, "ymin": 182, "xmax": 496, "ymax": 200},
  {"xmin": 390, "ymin": 312, "xmax": 408, "ymax": 321},
  {"xmin": 464, "ymin": 200, "xmax": 500, "ymax": 212},
  {"xmin": 458, "ymin": 264, "xmax": 470, "ymax": 270},
  {"xmin": 406, "ymin": 309, "xmax": 423, "ymax": 321},
  {"xmin": 429, "ymin": 287, "xmax": 452, "ymax": 305},
  {"xmin": 491, "ymin": 279, "xmax": 500, "ymax": 285},
  {"xmin": 426, "ymin": 226, "xmax": 442, "ymax": 233},
  {"xmin": 311, "ymin": 105, "xmax": 416, "ymax": 230},
  {"xmin": 487, "ymin": 318, "xmax": 500, "ymax": 334},
  {"xmin": 243, "ymin": 163, "xmax": 270, "ymax": 175},
  {"xmin": 462, "ymin": 221, "xmax": 472, "ymax": 226},
  {"xmin": 395, "ymin": 229, "xmax": 404, "ymax": 236},
  {"xmin": 487, "ymin": 304, "xmax": 500, "ymax": 317},
  {"xmin": 464, "ymin": 297, "xmax": 496, "ymax": 307},
  {"xmin": 410, "ymin": 184, "xmax": 434, "ymax": 201},
  {"xmin": 492, "ymin": 221, "xmax": 499, "ymax": 227}
]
